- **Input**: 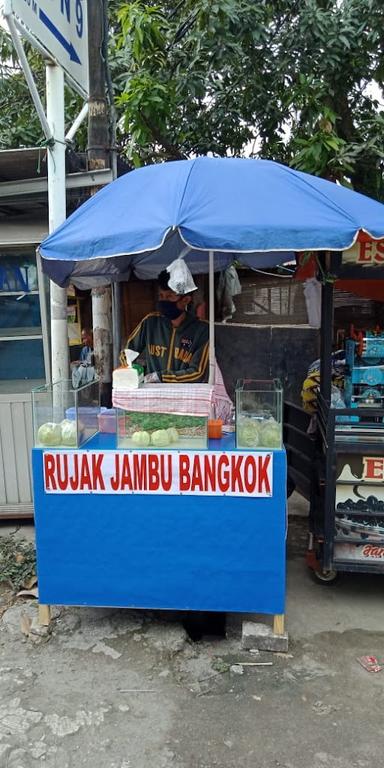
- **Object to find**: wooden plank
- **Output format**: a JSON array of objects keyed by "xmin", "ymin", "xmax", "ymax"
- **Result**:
[
  {"xmin": 25, "ymin": 397, "xmax": 34, "ymax": 511},
  {"xmin": 38, "ymin": 604, "xmax": 51, "ymax": 627},
  {"xmin": 0, "ymin": 394, "xmax": 34, "ymax": 513},
  {"xmin": 0, "ymin": 424, "xmax": 6, "ymax": 505},
  {"xmin": 273, "ymin": 614, "xmax": 285, "ymax": 636},
  {"xmin": 24, "ymin": 396, "xmax": 34, "ymax": 455},
  {"xmin": 0, "ymin": 393, "xmax": 36, "ymax": 403},
  {"xmin": 0, "ymin": 403, "xmax": 18, "ymax": 503},
  {"xmin": 0, "ymin": 503, "xmax": 34, "ymax": 519},
  {"xmin": 11, "ymin": 401, "xmax": 32, "ymax": 504}
]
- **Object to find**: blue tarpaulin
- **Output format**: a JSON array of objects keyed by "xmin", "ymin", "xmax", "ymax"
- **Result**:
[{"xmin": 39, "ymin": 157, "xmax": 384, "ymax": 286}]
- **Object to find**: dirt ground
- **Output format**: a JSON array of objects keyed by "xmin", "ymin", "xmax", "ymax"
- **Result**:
[{"xmin": 1, "ymin": 494, "xmax": 384, "ymax": 768}]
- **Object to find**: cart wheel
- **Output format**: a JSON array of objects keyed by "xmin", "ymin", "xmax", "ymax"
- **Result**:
[{"xmin": 310, "ymin": 567, "xmax": 339, "ymax": 586}]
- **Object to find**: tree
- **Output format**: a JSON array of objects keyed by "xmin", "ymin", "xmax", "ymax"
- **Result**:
[
  {"xmin": 0, "ymin": 31, "xmax": 44, "ymax": 148},
  {"xmin": 114, "ymin": 0, "xmax": 384, "ymax": 198},
  {"xmin": 0, "ymin": 29, "xmax": 86, "ymax": 150},
  {"xmin": 1, "ymin": 1, "xmax": 384, "ymax": 200}
]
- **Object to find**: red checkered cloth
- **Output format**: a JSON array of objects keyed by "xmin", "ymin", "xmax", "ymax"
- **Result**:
[
  {"xmin": 212, "ymin": 361, "xmax": 234, "ymax": 424},
  {"xmin": 113, "ymin": 383, "xmax": 213, "ymax": 417}
]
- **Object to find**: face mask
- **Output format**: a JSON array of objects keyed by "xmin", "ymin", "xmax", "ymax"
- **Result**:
[{"xmin": 158, "ymin": 300, "xmax": 184, "ymax": 320}]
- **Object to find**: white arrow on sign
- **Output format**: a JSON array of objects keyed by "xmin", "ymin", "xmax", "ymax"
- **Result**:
[{"xmin": 3, "ymin": 0, "xmax": 89, "ymax": 95}]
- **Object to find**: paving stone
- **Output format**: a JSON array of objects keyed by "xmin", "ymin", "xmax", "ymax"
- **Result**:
[
  {"xmin": 241, "ymin": 621, "xmax": 289, "ymax": 652},
  {"xmin": 1, "ymin": 603, "xmax": 38, "ymax": 636},
  {"xmin": 144, "ymin": 623, "xmax": 188, "ymax": 653}
]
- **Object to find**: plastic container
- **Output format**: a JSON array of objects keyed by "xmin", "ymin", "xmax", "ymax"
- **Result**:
[
  {"xmin": 65, "ymin": 406, "xmax": 101, "ymax": 429},
  {"xmin": 116, "ymin": 409, "xmax": 208, "ymax": 450},
  {"xmin": 235, "ymin": 379, "xmax": 283, "ymax": 450},
  {"xmin": 32, "ymin": 378, "xmax": 100, "ymax": 448},
  {"xmin": 208, "ymin": 419, "xmax": 223, "ymax": 439},
  {"xmin": 97, "ymin": 408, "xmax": 117, "ymax": 433}
]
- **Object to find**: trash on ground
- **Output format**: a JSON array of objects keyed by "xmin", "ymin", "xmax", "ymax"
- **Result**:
[
  {"xmin": 16, "ymin": 587, "xmax": 38, "ymax": 599},
  {"xmin": 230, "ymin": 664, "xmax": 244, "ymax": 675},
  {"xmin": 357, "ymin": 655, "xmax": 384, "ymax": 672}
]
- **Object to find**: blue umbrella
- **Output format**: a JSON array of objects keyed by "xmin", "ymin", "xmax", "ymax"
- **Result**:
[
  {"xmin": 39, "ymin": 156, "xmax": 384, "ymax": 384},
  {"xmin": 39, "ymin": 156, "xmax": 384, "ymax": 287}
]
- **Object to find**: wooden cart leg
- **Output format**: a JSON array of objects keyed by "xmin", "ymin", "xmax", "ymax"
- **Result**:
[
  {"xmin": 273, "ymin": 614, "xmax": 285, "ymax": 636},
  {"xmin": 38, "ymin": 604, "xmax": 51, "ymax": 627}
]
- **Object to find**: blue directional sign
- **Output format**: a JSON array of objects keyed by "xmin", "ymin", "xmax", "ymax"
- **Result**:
[{"xmin": 5, "ymin": 0, "xmax": 88, "ymax": 95}]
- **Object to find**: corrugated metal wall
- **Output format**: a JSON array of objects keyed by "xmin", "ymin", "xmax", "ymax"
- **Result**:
[{"xmin": 0, "ymin": 393, "xmax": 33, "ymax": 518}]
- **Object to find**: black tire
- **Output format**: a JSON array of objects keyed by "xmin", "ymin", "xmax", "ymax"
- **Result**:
[{"xmin": 310, "ymin": 567, "xmax": 339, "ymax": 586}]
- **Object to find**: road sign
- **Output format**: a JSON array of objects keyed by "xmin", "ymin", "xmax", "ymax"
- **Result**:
[{"xmin": 3, "ymin": 0, "xmax": 88, "ymax": 95}]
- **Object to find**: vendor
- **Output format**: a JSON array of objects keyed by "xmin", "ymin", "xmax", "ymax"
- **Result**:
[
  {"xmin": 122, "ymin": 267, "xmax": 209, "ymax": 383},
  {"xmin": 80, "ymin": 328, "xmax": 93, "ymax": 363}
]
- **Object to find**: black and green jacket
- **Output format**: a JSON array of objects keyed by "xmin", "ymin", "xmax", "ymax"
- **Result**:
[{"xmin": 126, "ymin": 312, "xmax": 209, "ymax": 383}]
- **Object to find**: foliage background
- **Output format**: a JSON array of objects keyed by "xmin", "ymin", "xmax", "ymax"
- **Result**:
[{"xmin": 1, "ymin": 0, "xmax": 384, "ymax": 199}]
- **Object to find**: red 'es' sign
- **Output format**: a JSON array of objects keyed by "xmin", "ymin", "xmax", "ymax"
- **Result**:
[
  {"xmin": 43, "ymin": 450, "xmax": 273, "ymax": 497},
  {"xmin": 343, "ymin": 236, "xmax": 384, "ymax": 265},
  {"xmin": 363, "ymin": 457, "xmax": 384, "ymax": 481}
]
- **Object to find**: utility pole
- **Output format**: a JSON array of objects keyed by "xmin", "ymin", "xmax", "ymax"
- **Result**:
[
  {"xmin": 47, "ymin": 62, "xmax": 69, "ymax": 385},
  {"xmin": 87, "ymin": 0, "xmax": 113, "ymax": 406}
]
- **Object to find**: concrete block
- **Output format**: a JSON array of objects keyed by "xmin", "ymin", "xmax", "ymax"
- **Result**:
[
  {"xmin": 30, "ymin": 616, "xmax": 51, "ymax": 637},
  {"xmin": 241, "ymin": 621, "xmax": 289, "ymax": 653}
]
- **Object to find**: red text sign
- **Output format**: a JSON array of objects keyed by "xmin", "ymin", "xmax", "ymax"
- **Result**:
[
  {"xmin": 363, "ymin": 457, "xmax": 384, "ymax": 482},
  {"xmin": 43, "ymin": 450, "xmax": 273, "ymax": 497},
  {"xmin": 343, "ymin": 239, "xmax": 384, "ymax": 266}
]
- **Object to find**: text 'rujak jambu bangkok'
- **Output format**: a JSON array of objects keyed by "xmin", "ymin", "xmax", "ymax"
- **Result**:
[{"xmin": 43, "ymin": 450, "xmax": 273, "ymax": 497}]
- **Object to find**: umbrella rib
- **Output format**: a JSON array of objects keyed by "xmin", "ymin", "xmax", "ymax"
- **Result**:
[
  {"xmin": 278, "ymin": 162, "xmax": 368, "ymax": 227},
  {"xmin": 174, "ymin": 157, "xmax": 198, "ymax": 226}
]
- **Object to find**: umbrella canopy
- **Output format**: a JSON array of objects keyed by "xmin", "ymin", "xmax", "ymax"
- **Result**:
[{"xmin": 39, "ymin": 156, "xmax": 384, "ymax": 287}]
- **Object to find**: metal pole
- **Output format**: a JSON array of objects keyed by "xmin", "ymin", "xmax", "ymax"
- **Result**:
[
  {"xmin": 208, "ymin": 250, "xmax": 215, "ymax": 386},
  {"xmin": 65, "ymin": 103, "xmax": 89, "ymax": 143},
  {"xmin": 4, "ymin": 14, "xmax": 52, "ymax": 142},
  {"xmin": 319, "ymin": 254, "xmax": 334, "ymax": 405},
  {"xmin": 46, "ymin": 62, "xmax": 69, "ymax": 384},
  {"xmin": 112, "ymin": 283, "xmax": 121, "ymax": 369},
  {"xmin": 36, "ymin": 251, "xmax": 51, "ymax": 384}
]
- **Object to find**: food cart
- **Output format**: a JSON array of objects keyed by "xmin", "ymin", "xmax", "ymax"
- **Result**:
[
  {"xmin": 292, "ymin": 240, "xmax": 384, "ymax": 582},
  {"xmin": 34, "ymin": 157, "xmax": 384, "ymax": 626},
  {"xmin": 32, "ymin": 385, "xmax": 286, "ymax": 629}
]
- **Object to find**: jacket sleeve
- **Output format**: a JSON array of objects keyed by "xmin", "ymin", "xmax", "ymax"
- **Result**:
[
  {"xmin": 126, "ymin": 317, "xmax": 148, "ymax": 353},
  {"xmin": 161, "ymin": 341, "xmax": 209, "ymax": 383}
]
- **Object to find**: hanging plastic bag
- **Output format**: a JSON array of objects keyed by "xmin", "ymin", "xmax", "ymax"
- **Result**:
[
  {"xmin": 166, "ymin": 257, "xmax": 197, "ymax": 295},
  {"xmin": 303, "ymin": 278, "xmax": 321, "ymax": 328},
  {"xmin": 331, "ymin": 385, "xmax": 345, "ymax": 409},
  {"xmin": 72, "ymin": 363, "xmax": 96, "ymax": 389}
]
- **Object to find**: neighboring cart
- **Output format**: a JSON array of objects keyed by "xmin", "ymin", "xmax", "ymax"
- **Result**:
[
  {"xmin": 35, "ymin": 158, "xmax": 384, "ymax": 626},
  {"xmin": 303, "ymin": 242, "xmax": 384, "ymax": 582}
]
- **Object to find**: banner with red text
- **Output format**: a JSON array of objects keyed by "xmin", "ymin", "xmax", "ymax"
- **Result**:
[
  {"xmin": 43, "ymin": 450, "xmax": 273, "ymax": 498},
  {"xmin": 342, "ymin": 235, "xmax": 384, "ymax": 266},
  {"xmin": 335, "ymin": 454, "xmax": 384, "ymax": 562}
]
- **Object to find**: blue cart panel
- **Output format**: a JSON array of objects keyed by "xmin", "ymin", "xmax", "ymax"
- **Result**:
[{"xmin": 32, "ymin": 435, "xmax": 286, "ymax": 614}]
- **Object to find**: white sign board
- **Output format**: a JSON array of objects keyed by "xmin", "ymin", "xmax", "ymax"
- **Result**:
[
  {"xmin": 343, "ymin": 238, "xmax": 384, "ymax": 267},
  {"xmin": 4, "ymin": 0, "xmax": 88, "ymax": 94},
  {"xmin": 43, "ymin": 450, "xmax": 274, "ymax": 497}
]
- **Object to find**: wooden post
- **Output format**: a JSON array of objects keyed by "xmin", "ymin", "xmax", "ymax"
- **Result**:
[
  {"xmin": 273, "ymin": 614, "xmax": 285, "ymax": 636},
  {"xmin": 88, "ymin": 0, "xmax": 113, "ymax": 407},
  {"xmin": 38, "ymin": 604, "xmax": 51, "ymax": 627}
]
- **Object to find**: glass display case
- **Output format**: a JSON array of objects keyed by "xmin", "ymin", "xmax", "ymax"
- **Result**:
[
  {"xmin": 117, "ymin": 409, "xmax": 208, "ymax": 450},
  {"xmin": 236, "ymin": 379, "xmax": 283, "ymax": 450},
  {"xmin": 32, "ymin": 378, "xmax": 100, "ymax": 448}
]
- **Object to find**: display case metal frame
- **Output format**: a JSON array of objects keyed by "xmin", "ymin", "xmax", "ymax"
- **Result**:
[{"xmin": 306, "ymin": 251, "xmax": 384, "ymax": 581}]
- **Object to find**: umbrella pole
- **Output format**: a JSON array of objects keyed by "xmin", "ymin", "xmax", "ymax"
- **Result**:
[{"xmin": 209, "ymin": 250, "xmax": 215, "ymax": 386}]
